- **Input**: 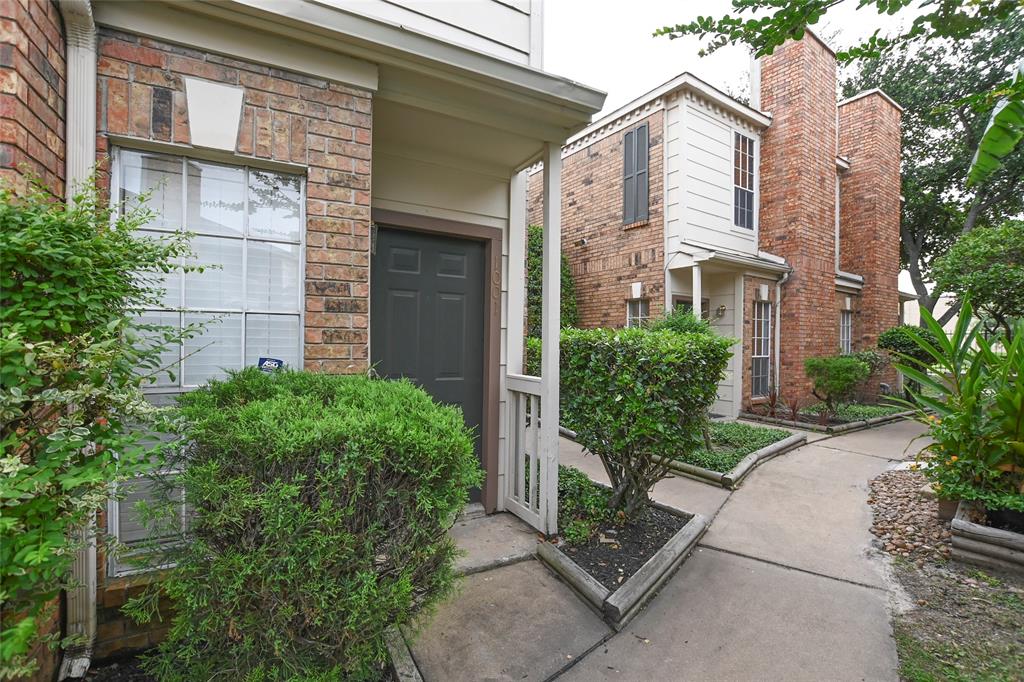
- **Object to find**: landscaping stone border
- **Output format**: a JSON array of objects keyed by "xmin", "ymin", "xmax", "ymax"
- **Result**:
[
  {"xmin": 950, "ymin": 501, "xmax": 1024, "ymax": 574},
  {"xmin": 657, "ymin": 432, "xmax": 807, "ymax": 489},
  {"xmin": 738, "ymin": 410, "xmax": 915, "ymax": 435},
  {"xmin": 537, "ymin": 505, "xmax": 708, "ymax": 631},
  {"xmin": 386, "ymin": 626, "xmax": 424, "ymax": 682}
]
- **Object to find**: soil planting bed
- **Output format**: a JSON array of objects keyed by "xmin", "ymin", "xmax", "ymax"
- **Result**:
[
  {"xmin": 559, "ymin": 505, "xmax": 688, "ymax": 590},
  {"xmin": 868, "ymin": 468, "xmax": 1024, "ymax": 680}
]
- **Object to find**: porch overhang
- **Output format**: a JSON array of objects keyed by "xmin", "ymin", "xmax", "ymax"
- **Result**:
[
  {"xmin": 667, "ymin": 247, "xmax": 791, "ymax": 277},
  {"xmin": 898, "ymin": 289, "xmax": 919, "ymax": 303}
]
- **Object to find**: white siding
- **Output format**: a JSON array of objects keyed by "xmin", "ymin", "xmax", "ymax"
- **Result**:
[
  {"xmin": 330, "ymin": 0, "xmax": 541, "ymax": 66},
  {"xmin": 665, "ymin": 93, "xmax": 762, "ymax": 258}
]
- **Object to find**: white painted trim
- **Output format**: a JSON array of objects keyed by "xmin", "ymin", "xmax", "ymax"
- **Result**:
[
  {"xmin": 58, "ymin": 1, "xmax": 98, "ymax": 675},
  {"xmin": 838, "ymin": 88, "xmax": 905, "ymax": 113},
  {"xmin": 539, "ymin": 143, "xmax": 560, "ymax": 535}
]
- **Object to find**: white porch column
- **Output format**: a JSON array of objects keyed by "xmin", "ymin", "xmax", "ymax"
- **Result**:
[
  {"xmin": 692, "ymin": 263, "xmax": 703, "ymax": 319},
  {"xmin": 507, "ymin": 171, "xmax": 528, "ymax": 375},
  {"xmin": 540, "ymin": 143, "xmax": 561, "ymax": 534}
]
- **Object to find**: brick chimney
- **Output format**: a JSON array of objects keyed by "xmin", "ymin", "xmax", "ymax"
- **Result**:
[
  {"xmin": 838, "ymin": 91, "xmax": 902, "ymax": 356},
  {"xmin": 758, "ymin": 32, "xmax": 839, "ymax": 400}
]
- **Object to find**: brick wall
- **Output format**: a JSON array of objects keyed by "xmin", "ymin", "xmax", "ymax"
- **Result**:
[
  {"xmin": 759, "ymin": 33, "xmax": 839, "ymax": 400},
  {"xmin": 839, "ymin": 92, "xmax": 901, "ymax": 391},
  {"xmin": 93, "ymin": 28, "xmax": 373, "ymax": 659},
  {"xmin": 528, "ymin": 110, "xmax": 665, "ymax": 328},
  {"xmin": 0, "ymin": 0, "xmax": 65, "ymax": 196}
]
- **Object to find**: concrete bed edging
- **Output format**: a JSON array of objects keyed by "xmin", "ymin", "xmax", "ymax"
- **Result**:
[
  {"xmin": 537, "ymin": 507, "xmax": 709, "ymax": 631},
  {"xmin": 656, "ymin": 432, "xmax": 807, "ymax": 489},
  {"xmin": 386, "ymin": 626, "xmax": 424, "ymax": 682},
  {"xmin": 738, "ymin": 410, "xmax": 915, "ymax": 435},
  {"xmin": 950, "ymin": 501, "xmax": 1024, "ymax": 574}
]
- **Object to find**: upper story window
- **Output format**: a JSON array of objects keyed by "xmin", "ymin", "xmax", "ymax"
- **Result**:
[
  {"xmin": 623, "ymin": 123, "xmax": 649, "ymax": 225},
  {"xmin": 734, "ymin": 132, "xmax": 755, "ymax": 230}
]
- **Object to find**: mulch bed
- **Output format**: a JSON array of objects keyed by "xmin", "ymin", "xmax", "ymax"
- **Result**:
[
  {"xmin": 868, "ymin": 468, "xmax": 1024, "ymax": 680},
  {"xmin": 559, "ymin": 505, "xmax": 689, "ymax": 590},
  {"xmin": 868, "ymin": 469, "xmax": 952, "ymax": 565},
  {"xmin": 80, "ymin": 656, "xmax": 153, "ymax": 682}
]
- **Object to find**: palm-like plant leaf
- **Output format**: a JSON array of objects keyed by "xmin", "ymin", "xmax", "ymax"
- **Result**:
[{"xmin": 968, "ymin": 60, "xmax": 1024, "ymax": 187}]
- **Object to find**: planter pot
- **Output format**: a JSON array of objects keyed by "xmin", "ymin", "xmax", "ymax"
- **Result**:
[
  {"xmin": 950, "ymin": 501, "xmax": 1024, "ymax": 574},
  {"xmin": 537, "ymin": 504, "xmax": 708, "ymax": 631},
  {"xmin": 937, "ymin": 497, "xmax": 960, "ymax": 522}
]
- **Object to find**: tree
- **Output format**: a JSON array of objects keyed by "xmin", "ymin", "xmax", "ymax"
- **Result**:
[
  {"xmin": 931, "ymin": 220, "xmax": 1024, "ymax": 339},
  {"xmin": 842, "ymin": 12, "xmax": 1024, "ymax": 324},
  {"xmin": 526, "ymin": 224, "xmax": 578, "ymax": 337}
]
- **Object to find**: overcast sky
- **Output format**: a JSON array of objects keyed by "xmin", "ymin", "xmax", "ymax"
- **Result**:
[{"xmin": 542, "ymin": 0, "xmax": 920, "ymax": 115}]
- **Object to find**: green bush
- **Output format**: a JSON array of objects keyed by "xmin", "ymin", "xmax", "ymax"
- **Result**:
[
  {"xmin": 525, "ymin": 336, "xmax": 541, "ymax": 376},
  {"xmin": 804, "ymin": 356, "xmax": 872, "ymax": 418},
  {"xmin": 878, "ymin": 324, "xmax": 942, "ymax": 368},
  {"xmin": 896, "ymin": 301, "xmax": 1024, "ymax": 512},
  {"xmin": 557, "ymin": 465, "xmax": 615, "ymax": 544},
  {"xmin": 560, "ymin": 327, "xmax": 733, "ymax": 517},
  {"xmin": 526, "ymin": 224, "xmax": 577, "ymax": 338},
  {"xmin": 648, "ymin": 308, "xmax": 712, "ymax": 335},
  {"xmin": 127, "ymin": 369, "xmax": 482, "ymax": 681},
  {"xmin": 0, "ymin": 180, "xmax": 194, "ymax": 678}
]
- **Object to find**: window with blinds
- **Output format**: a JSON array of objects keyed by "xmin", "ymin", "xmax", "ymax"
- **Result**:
[
  {"xmin": 109, "ymin": 148, "xmax": 305, "ymax": 575},
  {"xmin": 840, "ymin": 309, "xmax": 853, "ymax": 354},
  {"xmin": 623, "ymin": 122, "xmax": 649, "ymax": 225},
  {"xmin": 751, "ymin": 300, "xmax": 772, "ymax": 397},
  {"xmin": 734, "ymin": 132, "xmax": 755, "ymax": 230}
]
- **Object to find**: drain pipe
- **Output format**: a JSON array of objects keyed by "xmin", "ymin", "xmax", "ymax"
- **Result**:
[
  {"xmin": 774, "ymin": 269, "xmax": 790, "ymax": 392},
  {"xmin": 58, "ymin": 1, "xmax": 97, "ymax": 678}
]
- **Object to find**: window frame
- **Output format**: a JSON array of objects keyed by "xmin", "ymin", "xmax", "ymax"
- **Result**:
[
  {"xmin": 108, "ymin": 147, "xmax": 307, "ymax": 576},
  {"xmin": 751, "ymin": 300, "xmax": 772, "ymax": 398},
  {"xmin": 623, "ymin": 122, "xmax": 650, "ymax": 225},
  {"xmin": 840, "ymin": 309, "xmax": 853, "ymax": 354},
  {"xmin": 733, "ymin": 132, "xmax": 756, "ymax": 231},
  {"xmin": 626, "ymin": 298, "xmax": 650, "ymax": 328}
]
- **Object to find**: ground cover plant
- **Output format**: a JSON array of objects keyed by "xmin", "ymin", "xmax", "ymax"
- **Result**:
[
  {"xmin": 560, "ymin": 326, "xmax": 732, "ymax": 517},
  {"xmin": 894, "ymin": 301, "xmax": 1024, "ymax": 515},
  {"xmin": 0, "ymin": 180, "xmax": 195, "ymax": 678},
  {"xmin": 125, "ymin": 368, "xmax": 481, "ymax": 682},
  {"xmin": 676, "ymin": 421, "xmax": 790, "ymax": 474},
  {"xmin": 804, "ymin": 402, "xmax": 906, "ymax": 423}
]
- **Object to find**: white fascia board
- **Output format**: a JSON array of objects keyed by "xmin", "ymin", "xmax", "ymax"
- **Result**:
[
  {"xmin": 566, "ymin": 72, "xmax": 771, "ymax": 148},
  {"xmin": 204, "ymin": 0, "xmax": 605, "ymax": 118}
]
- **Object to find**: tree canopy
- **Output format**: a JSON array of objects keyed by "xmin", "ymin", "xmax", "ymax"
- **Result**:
[
  {"xmin": 931, "ymin": 220, "xmax": 1024, "ymax": 338},
  {"xmin": 842, "ymin": 11, "xmax": 1024, "ymax": 323}
]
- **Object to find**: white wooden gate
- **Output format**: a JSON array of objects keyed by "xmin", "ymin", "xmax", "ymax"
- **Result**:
[{"xmin": 504, "ymin": 373, "xmax": 557, "ymax": 534}]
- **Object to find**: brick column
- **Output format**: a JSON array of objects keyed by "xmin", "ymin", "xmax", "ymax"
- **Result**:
[
  {"xmin": 838, "ymin": 92, "xmax": 902, "ymax": 360},
  {"xmin": 0, "ymin": 0, "xmax": 66, "ymax": 197},
  {"xmin": 758, "ymin": 33, "xmax": 839, "ymax": 400}
]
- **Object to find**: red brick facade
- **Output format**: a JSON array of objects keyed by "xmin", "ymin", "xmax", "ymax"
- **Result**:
[
  {"xmin": 528, "ymin": 110, "xmax": 665, "ymax": 328},
  {"xmin": 758, "ymin": 33, "xmax": 841, "ymax": 400},
  {"xmin": 92, "ymin": 27, "xmax": 373, "ymax": 659},
  {"xmin": 838, "ymin": 91, "xmax": 902, "ymax": 384},
  {"xmin": 0, "ymin": 0, "xmax": 65, "ymax": 196}
]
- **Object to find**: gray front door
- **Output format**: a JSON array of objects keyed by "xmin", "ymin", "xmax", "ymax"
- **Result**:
[{"xmin": 371, "ymin": 226, "xmax": 486, "ymax": 497}]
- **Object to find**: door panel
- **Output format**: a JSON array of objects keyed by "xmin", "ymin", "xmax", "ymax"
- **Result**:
[{"xmin": 371, "ymin": 227, "xmax": 486, "ymax": 498}]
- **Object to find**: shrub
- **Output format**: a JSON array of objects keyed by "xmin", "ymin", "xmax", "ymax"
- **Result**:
[
  {"xmin": 525, "ymin": 335, "xmax": 542, "ymax": 376},
  {"xmin": 526, "ymin": 224, "xmax": 577, "ymax": 337},
  {"xmin": 804, "ymin": 356, "xmax": 871, "ymax": 419},
  {"xmin": 878, "ymin": 324, "xmax": 942, "ymax": 368},
  {"xmin": 648, "ymin": 308, "xmax": 711, "ymax": 335},
  {"xmin": 560, "ymin": 327, "xmax": 733, "ymax": 517},
  {"xmin": 127, "ymin": 369, "xmax": 482, "ymax": 681},
  {"xmin": 557, "ymin": 465, "xmax": 615, "ymax": 544},
  {"xmin": 896, "ymin": 301, "xmax": 1024, "ymax": 512},
  {"xmin": 0, "ymin": 180, "xmax": 194, "ymax": 678}
]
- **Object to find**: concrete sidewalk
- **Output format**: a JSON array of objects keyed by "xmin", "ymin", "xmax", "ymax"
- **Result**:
[
  {"xmin": 408, "ymin": 419, "xmax": 928, "ymax": 681},
  {"xmin": 558, "ymin": 419, "xmax": 929, "ymax": 681}
]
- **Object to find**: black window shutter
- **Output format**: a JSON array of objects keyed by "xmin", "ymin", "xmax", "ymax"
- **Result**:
[
  {"xmin": 635, "ymin": 123, "xmax": 649, "ymax": 222},
  {"xmin": 623, "ymin": 129, "xmax": 636, "ymax": 224}
]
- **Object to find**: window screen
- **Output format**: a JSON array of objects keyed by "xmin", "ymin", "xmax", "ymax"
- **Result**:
[
  {"xmin": 751, "ymin": 300, "xmax": 772, "ymax": 397},
  {"xmin": 734, "ymin": 132, "xmax": 755, "ymax": 229},
  {"xmin": 627, "ymin": 299, "xmax": 650, "ymax": 328}
]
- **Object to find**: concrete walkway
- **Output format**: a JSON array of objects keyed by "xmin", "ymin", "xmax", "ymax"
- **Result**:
[
  {"xmin": 408, "ymin": 419, "xmax": 930, "ymax": 682},
  {"xmin": 558, "ymin": 419, "xmax": 929, "ymax": 681}
]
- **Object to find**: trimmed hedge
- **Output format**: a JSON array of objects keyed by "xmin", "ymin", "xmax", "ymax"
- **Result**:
[
  {"xmin": 129, "ymin": 369, "xmax": 481, "ymax": 682},
  {"xmin": 878, "ymin": 324, "xmax": 941, "ymax": 367},
  {"xmin": 526, "ymin": 225, "xmax": 577, "ymax": 338},
  {"xmin": 804, "ymin": 355, "xmax": 871, "ymax": 416},
  {"xmin": 561, "ymin": 327, "xmax": 732, "ymax": 516}
]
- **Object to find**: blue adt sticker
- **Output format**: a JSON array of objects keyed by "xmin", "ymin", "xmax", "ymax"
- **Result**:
[{"xmin": 257, "ymin": 357, "xmax": 285, "ymax": 372}]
